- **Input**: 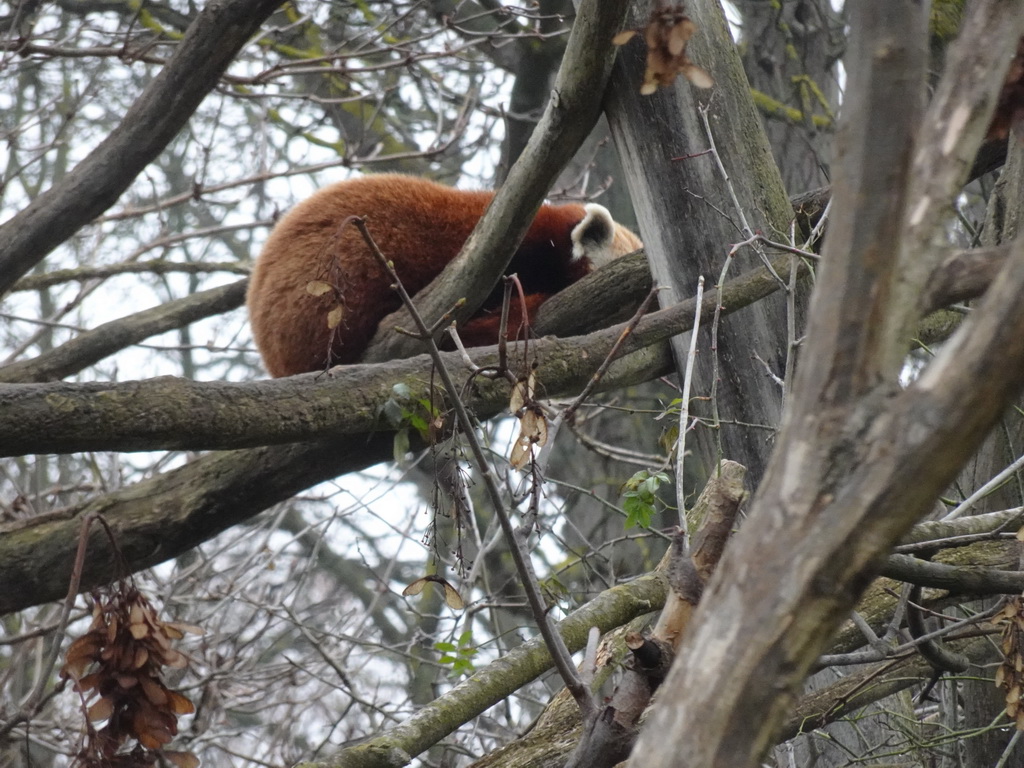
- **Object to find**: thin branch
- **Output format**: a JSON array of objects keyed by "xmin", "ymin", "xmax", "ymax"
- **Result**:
[
  {"xmin": 0, "ymin": 280, "xmax": 248, "ymax": 383},
  {"xmin": 0, "ymin": 0, "xmax": 284, "ymax": 297},
  {"xmin": 676, "ymin": 276, "xmax": 705, "ymax": 528},
  {"xmin": 361, "ymin": 0, "xmax": 632, "ymax": 362},
  {"xmin": 351, "ymin": 217, "xmax": 596, "ymax": 718}
]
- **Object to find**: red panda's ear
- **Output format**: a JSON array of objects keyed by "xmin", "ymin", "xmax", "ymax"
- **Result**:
[
  {"xmin": 571, "ymin": 204, "xmax": 616, "ymax": 263},
  {"xmin": 572, "ymin": 204, "xmax": 642, "ymax": 266}
]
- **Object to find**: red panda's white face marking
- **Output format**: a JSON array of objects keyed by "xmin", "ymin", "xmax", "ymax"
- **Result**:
[{"xmin": 571, "ymin": 203, "xmax": 642, "ymax": 267}]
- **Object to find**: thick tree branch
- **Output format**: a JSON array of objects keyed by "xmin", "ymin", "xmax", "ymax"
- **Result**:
[
  {"xmin": 0, "ymin": 250, "xmax": 792, "ymax": 456},
  {"xmin": 627, "ymin": 3, "xmax": 1024, "ymax": 766},
  {"xmin": 0, "ymin": 432, "xmax": 389, "ymax": 614},
  {"xmin": 361, "ymin": 0, "xmax": 631, "ymax": 363},
  {"xmin": 0, "ymin": 0, "xmax": 283, "ymax": 297},
  {"xmin": 605, "ymin": 0, "xmax": 797, "ymax": 484},
  {"xmin": 881, "ymin": 554, "xmax": 1024, "ymax": 594},
  {"xmin": 0, "ymin": 234, "xmax": 1009, "ymax": 455},
  {"xmin": 295, "ymin": 573, "xmax": 667, "ymax": 768}
]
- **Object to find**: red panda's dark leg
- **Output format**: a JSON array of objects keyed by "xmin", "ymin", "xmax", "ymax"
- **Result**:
[{"xmin": 455, "ymin": 293, "xmax": 551, "ymax": 348}]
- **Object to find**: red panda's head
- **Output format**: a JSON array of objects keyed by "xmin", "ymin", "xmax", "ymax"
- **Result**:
[{"xmin": 570, "ymin": 203, "xmax": 644, "ymax": 267}]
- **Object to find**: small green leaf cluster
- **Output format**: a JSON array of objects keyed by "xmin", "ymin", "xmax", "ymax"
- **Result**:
[
  {"xmin": 621, "ymin": 470, "xmax": 671, "ymax": 529},
  {"xmin": 434, "ymin": 631, "xmax": 477, "ymax": 678},
  {"xmin": 382, "ymin": 382, "xmax": 441, "ymax": 461}
]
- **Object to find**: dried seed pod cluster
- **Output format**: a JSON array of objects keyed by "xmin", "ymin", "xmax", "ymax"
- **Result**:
[
  {"xmin": 995, "ymin": 596, "xmax": 1024, "ymax": 730},
  {"xmin": 613, "ymin": 3, "xmax": 714, "ymax": 95},
  {"xmin": 61, "ymin": 586, "xmax": 202, "ymax": 768}
]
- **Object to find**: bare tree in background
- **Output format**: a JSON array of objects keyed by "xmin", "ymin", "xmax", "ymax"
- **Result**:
[{"xmin": 2, "ymin": 1, "xmax": 1024, "ymax": 767}]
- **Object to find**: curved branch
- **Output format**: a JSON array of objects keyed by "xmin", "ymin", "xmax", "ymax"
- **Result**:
[
  {"xmin": 882, "ymin": 552, "xmax": 1024, "ymax": 594},
  {"xmin": 0, "ymin": 232, "xmax": 1009, "ymax": 454},
  {"xmin": 0, "ymin": 432, "xmax": 394, "ymax": 615},
  {"xmin": 361, "ymin": 0, "xmax": 631, "ymax": 363},
  {"xmin": 298, "ymin": 572, "xmax": 667, "ymax": 768},
  {"xmin": 0, "ymin": 0, "xmax": 284, "ymax": 297},
  {"xmin": 0, "ymin": 281, "xmax": 247, "ymax": 383},
  {"xmin": 0, "ymin": 247, "xmax": 796, "ymax": 456}
]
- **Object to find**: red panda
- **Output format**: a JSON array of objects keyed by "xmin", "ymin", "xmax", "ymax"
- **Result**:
[{"xmin": 247, "ymin": 174, "xmax": 643, "ymax": 377}]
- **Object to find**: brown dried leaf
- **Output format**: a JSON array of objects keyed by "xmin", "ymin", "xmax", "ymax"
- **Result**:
[
  {"xmin": 683, "ymin": 63, "xmax": 715, "ymax": 89},
  {"xmin": 130, "ymin": 621, "xmax": 150, "ymax": 640},
  {"xmin": 666, "ymin": 18, "xmax": 695, "ymax": 56},
  {"xmin": 306, "ymin": 280, "xmax": 333, "ymax": 297},
  {"xmin": 327, "ymin": 305, "xmax": 344, "ymax": 330},
  {"xmin": 633, "ymin": 4, "xmax": 713, "ymax": 95}
]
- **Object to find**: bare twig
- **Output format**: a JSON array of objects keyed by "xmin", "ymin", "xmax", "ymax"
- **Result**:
[
  {"xmin": 676, "ymin": 276, "xmax": 705, "ymax": 529},
  {"xmin": 351, "ymin": 216, "xmax": 597, "ymax": 718}
]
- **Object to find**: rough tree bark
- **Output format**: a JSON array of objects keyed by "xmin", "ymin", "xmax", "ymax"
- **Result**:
[
  {"xmin": 625, "ymin": 2, "xmax": 1024, "ymax": 766},
  {"xmin": 605, "ymin": 0, "xmax": 797, "ymax": 485}
]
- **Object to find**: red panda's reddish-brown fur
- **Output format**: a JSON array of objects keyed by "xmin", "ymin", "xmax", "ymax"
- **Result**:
[{"xmin": 247, "ymin": 174, "xmax": 642, "ymax": 377}]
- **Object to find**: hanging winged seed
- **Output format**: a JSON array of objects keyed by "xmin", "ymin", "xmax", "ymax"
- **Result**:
[
  {"xmin": 116, "ymin": 675, "xmax": 138, "ymax": 690},
  {"xmin": 75, "ymin": 673, "xmax": 103, "ymax": 693},
  {"xmin": 166, "ymin": 690, "xmax": 196, "ymax": 716},
  {"xmin": 996, "ymin": 596, "xmax": 1024, "ymax": 729},
  {"xmin": 327, "ymin": 305, "xmax": 344, "ymax": 329},
  {"xmin": 306, "ymin": 280, "xmax": 333, "ymax": 297},
  {"xmin": 140, "ymin": 676, "xmax": 169, "ymax": 706},
  {"xmin": 163, "ymin": 751, "xmax": 201, "ymax": 768},
  {"xmin": 87, "ymin": 697, "xmax": 115, "ymax": 722},
  {"xmin": 614, "ymin": 3, "xmax": 713, "ymax": 95},
  {"xmin": 166, "ymin": 622, "xmax": 203, "ymax": 636},
  {"xmin": 159, "ymin": 648, "xmax": 189, "ymax": 670},
  {"xmin": 62, "ymin": 586, "xmax": 203, "ymax": 766},
  {"xmin": 132, "ymin": 646, "xmax": 149, "ymax": 670},
  {"xmin": 63, "ymin": 638, "xmax": 102, "ymax": 679}
]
